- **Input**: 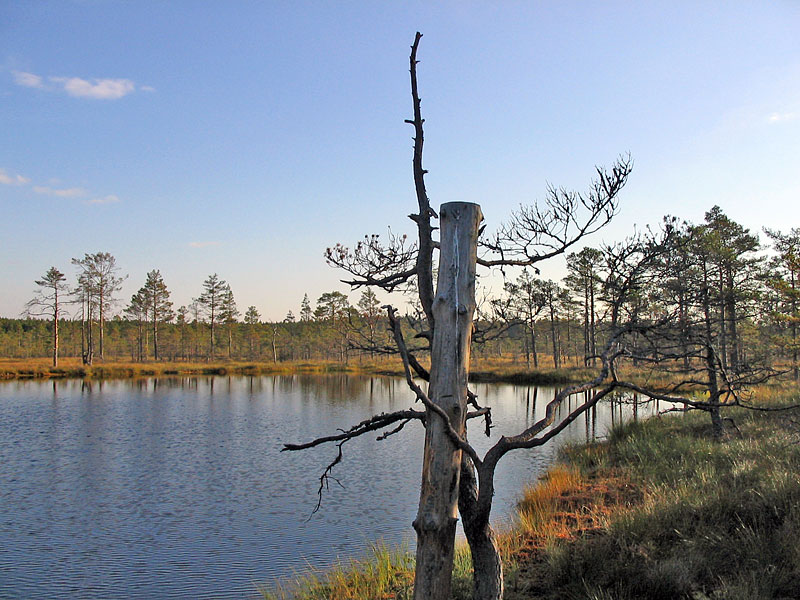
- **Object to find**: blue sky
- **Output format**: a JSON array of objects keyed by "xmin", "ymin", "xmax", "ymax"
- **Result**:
[{"xmin": 2, "ymin": 1, "xmax": 800, "ymax": 320}]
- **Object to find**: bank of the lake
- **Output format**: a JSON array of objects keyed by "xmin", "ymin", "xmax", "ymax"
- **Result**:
[
  {"xmin": 263, "ymin": 381, "xmax": 800, "ymax": 600},
  {"xmin": 0, "ymin": 356, "xmax": 593, "ymax": 386}
]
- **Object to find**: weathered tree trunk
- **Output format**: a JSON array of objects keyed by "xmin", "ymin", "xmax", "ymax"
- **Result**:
[
  {"xmin": 413, "ymin": 202, "xmax": 482, "ymax": 600},
  {"xmin": 460, "ymin": 457, "xmax": 503, "ymax": 600}
]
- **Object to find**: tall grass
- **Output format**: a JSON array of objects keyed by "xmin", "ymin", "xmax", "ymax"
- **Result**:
[
  {"xmin": 540, "ymin": 394, "xmax": 800, "ymax": 600},
  {"xmin": 516, "ymin": 465, "xmax": 583, "ymax": 540},
  {"xmin": 260, "ymin": 543, "xmax": 415, "ymax": 600}
]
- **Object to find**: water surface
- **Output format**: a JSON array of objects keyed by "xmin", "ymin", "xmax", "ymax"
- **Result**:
[{"xmin": 0, "ymin": 375, "xmax": 654, "ymax": 599}]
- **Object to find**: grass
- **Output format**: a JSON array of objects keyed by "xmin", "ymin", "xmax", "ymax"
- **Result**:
[
  {"xmin": 257, "ymin": 381, "xmax": 800, "ymax": 599},
  {"xmin": 0, "ymin": 354, "xmax": 607, "ymax": 385},
  {"xmin": 524, "ymin": 387, "xmax": 800, "ymax": 600},
  {"xmin": 261, "ymin": 543, "xmax": 415, "ymax": 600},
  {"xmin": 0, "ymin": 356, "xmax": 406, "ymax": 381}
]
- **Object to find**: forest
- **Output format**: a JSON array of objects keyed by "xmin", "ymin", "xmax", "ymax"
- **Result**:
[{"xmin": 6, "ymin": 205, "xmax": 799, "ymax": 384}]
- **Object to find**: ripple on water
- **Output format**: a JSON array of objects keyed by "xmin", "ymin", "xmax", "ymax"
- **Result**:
[{"xmin": 0, "ymin": 375, "xmax": 650, "ymax": 598}]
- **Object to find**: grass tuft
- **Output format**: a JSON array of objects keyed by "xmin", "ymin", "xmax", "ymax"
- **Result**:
[{"xmin": 260, "ymin": 542, "xmax": 415, "ymax": 600}]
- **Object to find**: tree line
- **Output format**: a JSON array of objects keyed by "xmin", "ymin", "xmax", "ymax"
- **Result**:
[
  {"xmin": 9, "ymin": 210, "xmax": 800, "ymax": 377},
  {"xmin": 16, "ymin": 260, "xmax": 384, "ymax": 365}
]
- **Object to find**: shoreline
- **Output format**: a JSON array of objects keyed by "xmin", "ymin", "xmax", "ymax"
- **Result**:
[{"xmin": 0, "ymin": 357, "xmax": 592, "ymax": 386}]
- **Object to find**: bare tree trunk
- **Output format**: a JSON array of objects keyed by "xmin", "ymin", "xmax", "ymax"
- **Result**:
[
  {"xmin": 717, "ymin": 268, "xmax": 728, "ymax": 372},
  {"xmin": 792, "ymin": 268, "xmax": 798, "ymax": 381},
  {"xmin": 583, "ymin": 284, "xmax": 590, "ymax": 366},
  {"xmin": 153, "ymin": 319, "xmax": 159, "ymax": 361},
  {"xmin": 52, "ymin": 288, "xmax": 59, "ymax": 367},
  {"xmin": 80, "ymin": 301, "xmax": 86, "ymax": 364},
  {"xmin": 99, "ymin": 293, "xmax": 105, "ymax": 360},
  {"xmin": 702, "ymin": 257, "xmax": 724, "ymax": 439},
  {"xmin": 530, "ymin": 319, "xmax": 539, "ymax": 368},
  {"xmin": 550, "ymin": 306, "xmax": 559, "ymax": 369},
  {"xmin": 460, "ymin": 457, "xmax": 503, "ymax": 600},
  {"xmin": 413, "ymin": 202, "xmax": 482, "ymax": 600},
  {"xmin": 590, "ymin": 283, "xmax": 596, "ymax": 366},
  {"xmin": 725, "ymin": 267, "xmax": 739, "ymax": 372}
]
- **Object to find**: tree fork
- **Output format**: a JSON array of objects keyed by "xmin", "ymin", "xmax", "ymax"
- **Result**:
[{"xmin": 413, "ymin": 201, "xmax": 482, "ymax": 600}]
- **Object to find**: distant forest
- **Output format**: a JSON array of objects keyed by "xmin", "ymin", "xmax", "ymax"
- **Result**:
[{"xmin": 5, "ymin": 206, "xmax": 800, "ymax": 379}]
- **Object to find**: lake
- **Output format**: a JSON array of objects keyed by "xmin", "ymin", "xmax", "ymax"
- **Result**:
[{"xmin": 0, "ymin": 374, "xmax": 655, "ymax": 599}]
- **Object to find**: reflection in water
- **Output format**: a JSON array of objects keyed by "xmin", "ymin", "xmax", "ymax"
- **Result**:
[{"xmin": 1, "ymin": 375, "xmax": 662, "ymax": 599}]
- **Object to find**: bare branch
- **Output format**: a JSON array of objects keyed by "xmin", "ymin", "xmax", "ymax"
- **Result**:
[
  {"xmin": 282, "ymin": 408, "xmax": 425, "ymax": 513},
  {"xmin": 325, "ymin": 230, "xmax": 417, "ymax": 292},
  {"xmin": 408, "ymin": 31, "xmax": 437, "ymax": 327},
  {"xmin": 479, "ymin": 155, "xmax": 632, "ymax": 269},
  {"xmin": 282, "ymin": 409, "xmax": 425, "ymax": 452},
  {"xmin": 386, "ymin": 304, "xmax": 482, "ymax": 466}
]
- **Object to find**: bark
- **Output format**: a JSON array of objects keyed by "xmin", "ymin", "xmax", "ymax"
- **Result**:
[
  {"xmin": 530, "ymin": 318, "xmax": 539, "ymax": 368},
  {"xmin": 792, "ymin": 268, "xmax": 798, "ymax": 381},
  {"xmin": 153, "ymin": 319, "xmax": 160, "ymax": 361},
  {"xmin": 52, "ymin": 287, "xmax": 59, "ymax": 367},
  {"xmin": 407, "ymin": 32, "xmax": 436, "ymax": 330},
  {"xmin": 590, "ymin": 282, "xmax": 596, "ymax": 365},
  {"xmin": 549, "ymin": 302, "xmax": 559, "ymax": 368},
  {"xmin": 99, "ymin": 292, "xmax": 105, "ymax": 360},
  {"xmin": 702, "ymin": 256, "xmax": 724, "ymax": 440},
  {"xmin": 460, "ymin": 457, "xmax": 503, "ymax": 600},
  {"xmin": 725, "ymin": 267, "xmax": 739, "ymax": 372},
  {"xmin": 583, "ymin": 284, "xmax": 590, "ymax": 366},
  {"xmin": 413, "ymin": 202, "xmax": 482, "ymax": 600}
]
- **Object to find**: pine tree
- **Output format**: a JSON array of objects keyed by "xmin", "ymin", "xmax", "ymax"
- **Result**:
[
  {"xmin": 195, "ymin": 274, "xmax": 228, "ymax": 358},
  {"xmin": 141, "ymin": 270, "xmax": 173, "ymax": 360},
  {"xmin": 300, "ymin": 293, "xmax": 312, "ymax": 322},
  {"xmin": 26, "ymin": 267, "xmax": 68, "ymax": 367}
]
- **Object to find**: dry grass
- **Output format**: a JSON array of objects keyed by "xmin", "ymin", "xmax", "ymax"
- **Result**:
[
  {"xmin": 0, "ymin": 357, "xmax": 404, "ymax": 381},
  {"xmin": 260, "ymin": 543, "xmax": 415, "ymax": 600}
]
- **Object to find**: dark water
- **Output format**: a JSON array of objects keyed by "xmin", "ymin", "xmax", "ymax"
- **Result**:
[{"xmin": 0, "ymin": 375, "xmax": 655, "ymax": 599}]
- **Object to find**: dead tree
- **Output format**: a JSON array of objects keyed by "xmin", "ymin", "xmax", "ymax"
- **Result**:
[{"xmin": 285, "ymin": 32, "xmax": 635, "ymax": 600}]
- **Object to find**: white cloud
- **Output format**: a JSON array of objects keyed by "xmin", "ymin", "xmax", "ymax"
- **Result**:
[
  {"xmin": 0, "ymin": 168, "xmax": 29, "ymax": 185},
  {"xmin": 768, "ymin": 111, "xmax": 798, "ymax": 124},
  {"xmin": 50, "ymin": 76, "xmax": 136, "ymax": 100},
  {"xmin": 33, "ymin": 185, "xmax": 86, "ymax": 198},
  {"xmin": 12, "ymin": 71, "xmax": 44, "ymax": 88},
  {"xmin": 12, "ymin": 69, "xmax": 149, "ymax": 100},
  {"xmin": 189, "ymin": 241, "xmax": 221, "ymax": 248},
  {"xmin": 86, "ymin": 194, "xmax": 121, "ymax": 205}
]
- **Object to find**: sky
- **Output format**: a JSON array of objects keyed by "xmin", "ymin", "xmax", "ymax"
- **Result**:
[{"xmin": 2, "ymin": 1, "xmax": 800, "ymax": 321}]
